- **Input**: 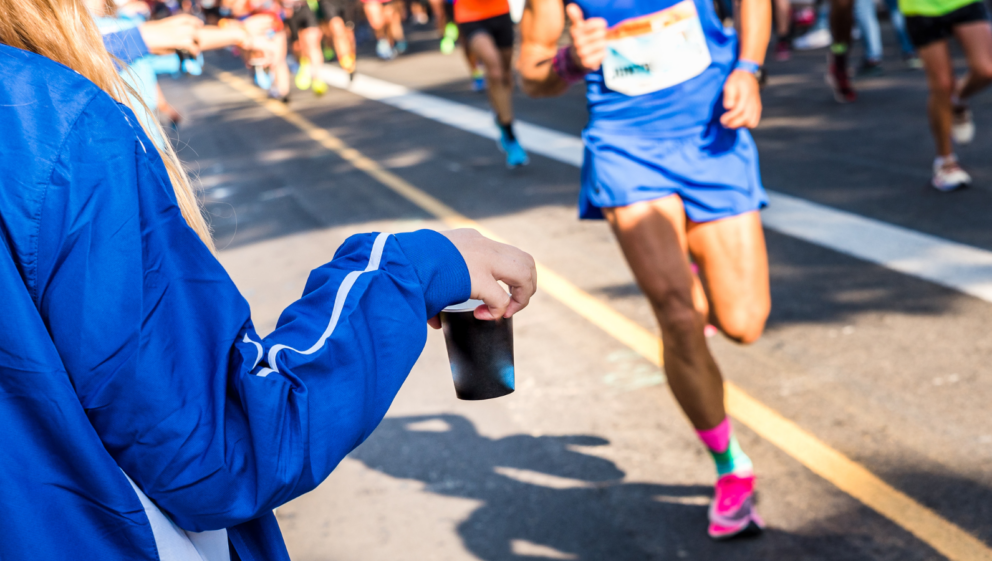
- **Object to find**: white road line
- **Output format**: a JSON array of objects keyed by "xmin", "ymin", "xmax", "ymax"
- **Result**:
[{"xmin": 318, "ymin": 66, "xmax": 992, "ymax": 304}]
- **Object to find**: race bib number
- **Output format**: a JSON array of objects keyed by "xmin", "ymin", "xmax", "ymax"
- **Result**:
[{"xmin": 602, "ymin": 1, "xmax": 712, "ymax": 96}]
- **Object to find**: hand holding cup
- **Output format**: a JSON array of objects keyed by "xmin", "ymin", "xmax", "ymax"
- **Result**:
[{"xmin": 431, "ymin": 229, "xmax": 536, "ymax": 328}]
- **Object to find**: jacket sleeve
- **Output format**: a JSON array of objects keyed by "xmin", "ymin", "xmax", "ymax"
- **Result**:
[
  {"xmin": 33, "ymin": 94, "xmax": 470, "ymax": 531},
  {"xmin": 101, "ymin": 27, "xmax": 149, "ymax": 66}
]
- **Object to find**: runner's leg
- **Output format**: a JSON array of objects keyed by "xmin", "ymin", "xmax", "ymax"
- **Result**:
[
  {"xmin": 954, "ymin": 20, "xmax": 992, "ymax": 100},
  {"xmin": 687, "ymin": 211, "xmax": 771, "ymax": 345},
  {"xmin": 429, "ymin": 0, "xmax": 446, "ymax": 32},
  {"xmin": 917, "ymin": 37, "xmax": 975, "ymax": 190},
  {"xmin": 330, "ymin": 16, "xmax": 357, "ymax": 73},
  {"xmin": 602, "ymin": 196, "xmax": 727, "ymax": 430},
  {"xmin": 300, "ymin": 27, "xmax": 324, "ymax": 80},
  {"xmin": 854, "ymin": 0, "xmax": 883, "ymax": 73},
  {"xmin": 469, "ymin": 32, "xmax": 513, "ymax": 126},
  {"xmin": 773, "ymin": 0, "xmax": 793, "ymax": 59},
  {"xmin": 828, "ymin": 0, "xmax": 857, "ymax": 101},
  {"xmin": 272, "ymin": 30, "xmax": 292, "ymax": 99},
  {"xmin": 919, "ymin": 39, "xmax": 955, "ymax": 157},
  {"xmin": 386, "ymin": 0, "xmax": 407, "ymax": 49},
  {"xmin": 365, "ymin": 0, "xmax": 398, "ymax": 58},
  {"xmin": 466, "ymin": 42, "xmax": 484, "ymax": 89},
  {"xmin": 830, "ymin": 0, "xmax": 854, "ymax": 48},
  {"xmin": 604, "ymin": 197, "xmax": 765, "ymax": 538},
  {"xmin": 364, "ymin": 0, "xmax": 385, "ymax": 36}
]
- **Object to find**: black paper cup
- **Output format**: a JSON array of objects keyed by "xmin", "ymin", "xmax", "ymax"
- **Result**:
[{"xmin": 440, "ymin": 299, "xmax": 515, "ymax": 400}]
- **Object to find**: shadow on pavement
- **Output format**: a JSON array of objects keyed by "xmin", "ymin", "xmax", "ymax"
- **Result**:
[
  {"xmin": 888, "ymin": 468, "xmax": 992, "ymax": 545},
  {"xmin": 350, "ymin": 414, "xmax": 926, "ymax": 560}
]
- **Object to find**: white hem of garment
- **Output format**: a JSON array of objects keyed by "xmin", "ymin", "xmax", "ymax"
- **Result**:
[{"xmin": 123, "ymin": 472, "xmax": 230, "ymax": 561}]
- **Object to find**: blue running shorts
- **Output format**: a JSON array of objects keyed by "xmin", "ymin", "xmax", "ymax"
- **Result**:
[{"xmin": 578, "ymin": 125, "xmax": 768, "ymax": 222}]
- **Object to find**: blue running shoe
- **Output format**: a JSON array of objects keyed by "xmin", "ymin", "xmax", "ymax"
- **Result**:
[
  {"xmin": 254, "ymin": 66, "xmax": 274, "ymax": 90},
  {"xmin": 471, "ymin": 69, "xmax": 486, "ymax": 92},
  {"xmin": 499, "ymin": 133, "xmax": 529, "ymax": 168},
  {"xmin": 376, "ymin": 39, "xmax": 396, "ymax": 60}
]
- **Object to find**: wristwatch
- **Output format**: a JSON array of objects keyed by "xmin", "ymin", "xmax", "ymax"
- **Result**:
[{"xmin": 734, "ymin": 59, "xmax": 766, "ymax": 89}]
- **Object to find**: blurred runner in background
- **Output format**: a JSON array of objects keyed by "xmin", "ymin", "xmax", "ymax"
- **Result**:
[
  {"xmin": 852, "ymin": 0, "xmax": 922, "ymax": 74},
  {"xmin": 364, "ymin": 0, "xmax": 407, "ymax": 58},
  {"xmin": 903, "ymin": 0, "xmax": 992, "ymax": 190},
  {"xmin": 229, "ymin": 0, "xmax": 293, "ymax": 100},
  {"xmin": 457, "ymin": 0, "xmax": 528, "ymax": 167},
  {"xmin": 286, "ymin": 0, "xmax": 330, "ymax": 94},
  {"xmin": 93, "ymin": 0, "xmax": 280, "ymax": 130},
  {"xmin": 773, "ymin": 0, "xmax": 794, "ymax": 60},
  {"xmin": 323, "ymin": 0, "xmax": 358, "ymax": 77},
  {"xmin": 519, "ymin": 0, "xmax": 771, "ymax": 540},
  {"xmin": 429, "ymin": 0, "xmax": 459, "ymax": 53},
  {"xmin": 827, "ymin": 0, "xmax": 857, "ymax": 101}
]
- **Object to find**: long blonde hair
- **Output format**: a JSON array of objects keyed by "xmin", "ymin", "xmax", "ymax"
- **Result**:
[{"xmin": 0, "ymin": 0, "xmax": 215, "ymax": 251}]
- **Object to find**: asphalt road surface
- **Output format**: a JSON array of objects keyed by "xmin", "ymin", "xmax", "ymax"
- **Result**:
[{"xmin": 161, "ymin": 21, "xmax": 992, "ymax": 561}]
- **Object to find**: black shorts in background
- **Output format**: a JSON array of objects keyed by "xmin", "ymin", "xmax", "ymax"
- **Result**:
[
  {"xmin": 289, "ymin": 0, "xmax": 353, "ymax": 40},
  {"xmin": 321, "ymin": 0, "xmax": 354, "ymax": 20},
  {"xmin": 289, "ymin": 0, "xmax": 320, "ymax": 37},
  {"xmin": 458, "ymin": 12, "xmax": 514, "ymax": 49},
  {"xmin": 905, "ymin": 1, "xmax": 990, "ymax": 48}
]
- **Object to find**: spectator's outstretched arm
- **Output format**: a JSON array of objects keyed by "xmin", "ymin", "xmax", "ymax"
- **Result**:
[
  {"xmin": 33, "ymin": 93, "xmax": 533, "ymax": 532},
  {"xmin": 139, "ymin": 14, "xmax": 203, "ymax": 54}
]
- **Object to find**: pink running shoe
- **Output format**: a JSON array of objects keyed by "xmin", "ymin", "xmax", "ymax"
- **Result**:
[{"xmin": 708, "ymin": 473, "xmax": 765, "ymax": 540}]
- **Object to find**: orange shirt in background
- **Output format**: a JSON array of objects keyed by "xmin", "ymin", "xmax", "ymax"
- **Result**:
[{"xmin": 454, "ymin": 0, "xmax": 510, "ymax": 23}]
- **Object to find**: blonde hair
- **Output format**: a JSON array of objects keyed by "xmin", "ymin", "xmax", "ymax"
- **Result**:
[{"xmin": 0, "ymin": 0, "xmax": 215, "ymax": 251}]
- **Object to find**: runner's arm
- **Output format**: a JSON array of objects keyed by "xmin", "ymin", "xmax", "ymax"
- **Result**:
[
  {"xmin": 738, "ymin": 0, "xmax": 771, "ymax": 66},
  {"xmin": 519, "ymin": 1, "xmax": 608, "ymax": 98},
  {"xmin": 720, "ymin": 0, "xmax": 771, "ymax": 128},
  {"xmin": 33, "ymin": 95, "xmax": 481, "ymax": 532},
  {"xmin": 518, "ymin": 0, "xmax": 569, "ymax": 97}
]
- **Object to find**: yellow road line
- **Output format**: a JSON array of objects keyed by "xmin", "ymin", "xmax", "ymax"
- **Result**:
[{"xmin": 210, "ymin": 69, "xmax": 992, "ymax": 561}]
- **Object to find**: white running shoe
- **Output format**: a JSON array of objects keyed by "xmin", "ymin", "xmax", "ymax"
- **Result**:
[
  {"xmin": 793, "ymin": 28, "xmax": 832, "ymax": 50},
  {"xmin": 952, "ymin": 106, "xmax": 975, "ymax": 145},
  {"xmin": 932, "ymin": 157, "xmax": 971, "ymax": 192}
]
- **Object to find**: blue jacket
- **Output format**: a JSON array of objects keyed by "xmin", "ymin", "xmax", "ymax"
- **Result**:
[{"xmin": 0, "ymin": 44, "xmax": 470, "ymax": 561}]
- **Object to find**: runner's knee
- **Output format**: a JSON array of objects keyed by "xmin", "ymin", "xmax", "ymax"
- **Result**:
[
  {"xmin": 717, "ymin": 302, "xmax": 769, "ymax": 345},
  {"xmin": 973, "ymin": 62, "xmax": 992, "ymax": 84},
  {"xmin": 931, "ymin": 74, "xmax": 955, "ymax": 97},
  {"xmin": 485, "ymin": 64, "xmax": 505, "ymax": 84},
  {"xmin": 650, "ymin": 290, "xmax": 701, "ymax": 337}
]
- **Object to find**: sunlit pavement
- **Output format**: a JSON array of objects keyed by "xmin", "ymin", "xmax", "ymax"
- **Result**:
[{"xmin": 162, "ymin": 24, "xmax": 992, "ymax": 560}]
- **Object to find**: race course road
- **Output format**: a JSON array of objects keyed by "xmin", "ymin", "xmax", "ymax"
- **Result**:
[{"xmin": 161, "ymin": 29, "xmax": 992, "ymax": 560}]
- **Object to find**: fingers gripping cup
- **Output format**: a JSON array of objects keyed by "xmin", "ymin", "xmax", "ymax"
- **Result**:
[{"xmin": 440, "ymin": 299, "xmax": 515, "ymax": 400}]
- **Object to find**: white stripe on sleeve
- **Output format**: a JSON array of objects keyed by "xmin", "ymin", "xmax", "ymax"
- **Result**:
[{"xmin": 264, "ymin": 232, "xmax": 391, "ymax": 375}]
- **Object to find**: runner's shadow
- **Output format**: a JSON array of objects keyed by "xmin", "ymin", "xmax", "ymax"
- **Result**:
[{"xmin": 350, "ymin": 414, "xmax": 917, "ymax": 560}]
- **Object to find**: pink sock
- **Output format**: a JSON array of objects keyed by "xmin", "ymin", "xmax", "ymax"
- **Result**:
[{"xmin": 696, "ymin": 417, "xmax": 731, "ymax": 453}]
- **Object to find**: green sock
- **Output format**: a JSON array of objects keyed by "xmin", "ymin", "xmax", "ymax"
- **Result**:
[
  {"xmin": 709, "ymin": 435, "xmax": 754, "ymax": 477},
  {"xmin": 830, "ymin": 42, "xmax": 849, "ymax": 55}
]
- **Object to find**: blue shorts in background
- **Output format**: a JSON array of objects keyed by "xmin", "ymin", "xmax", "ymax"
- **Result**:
[{"xmin": 578, "ymin": 124, "xmax": 768, "ymax": 223}]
